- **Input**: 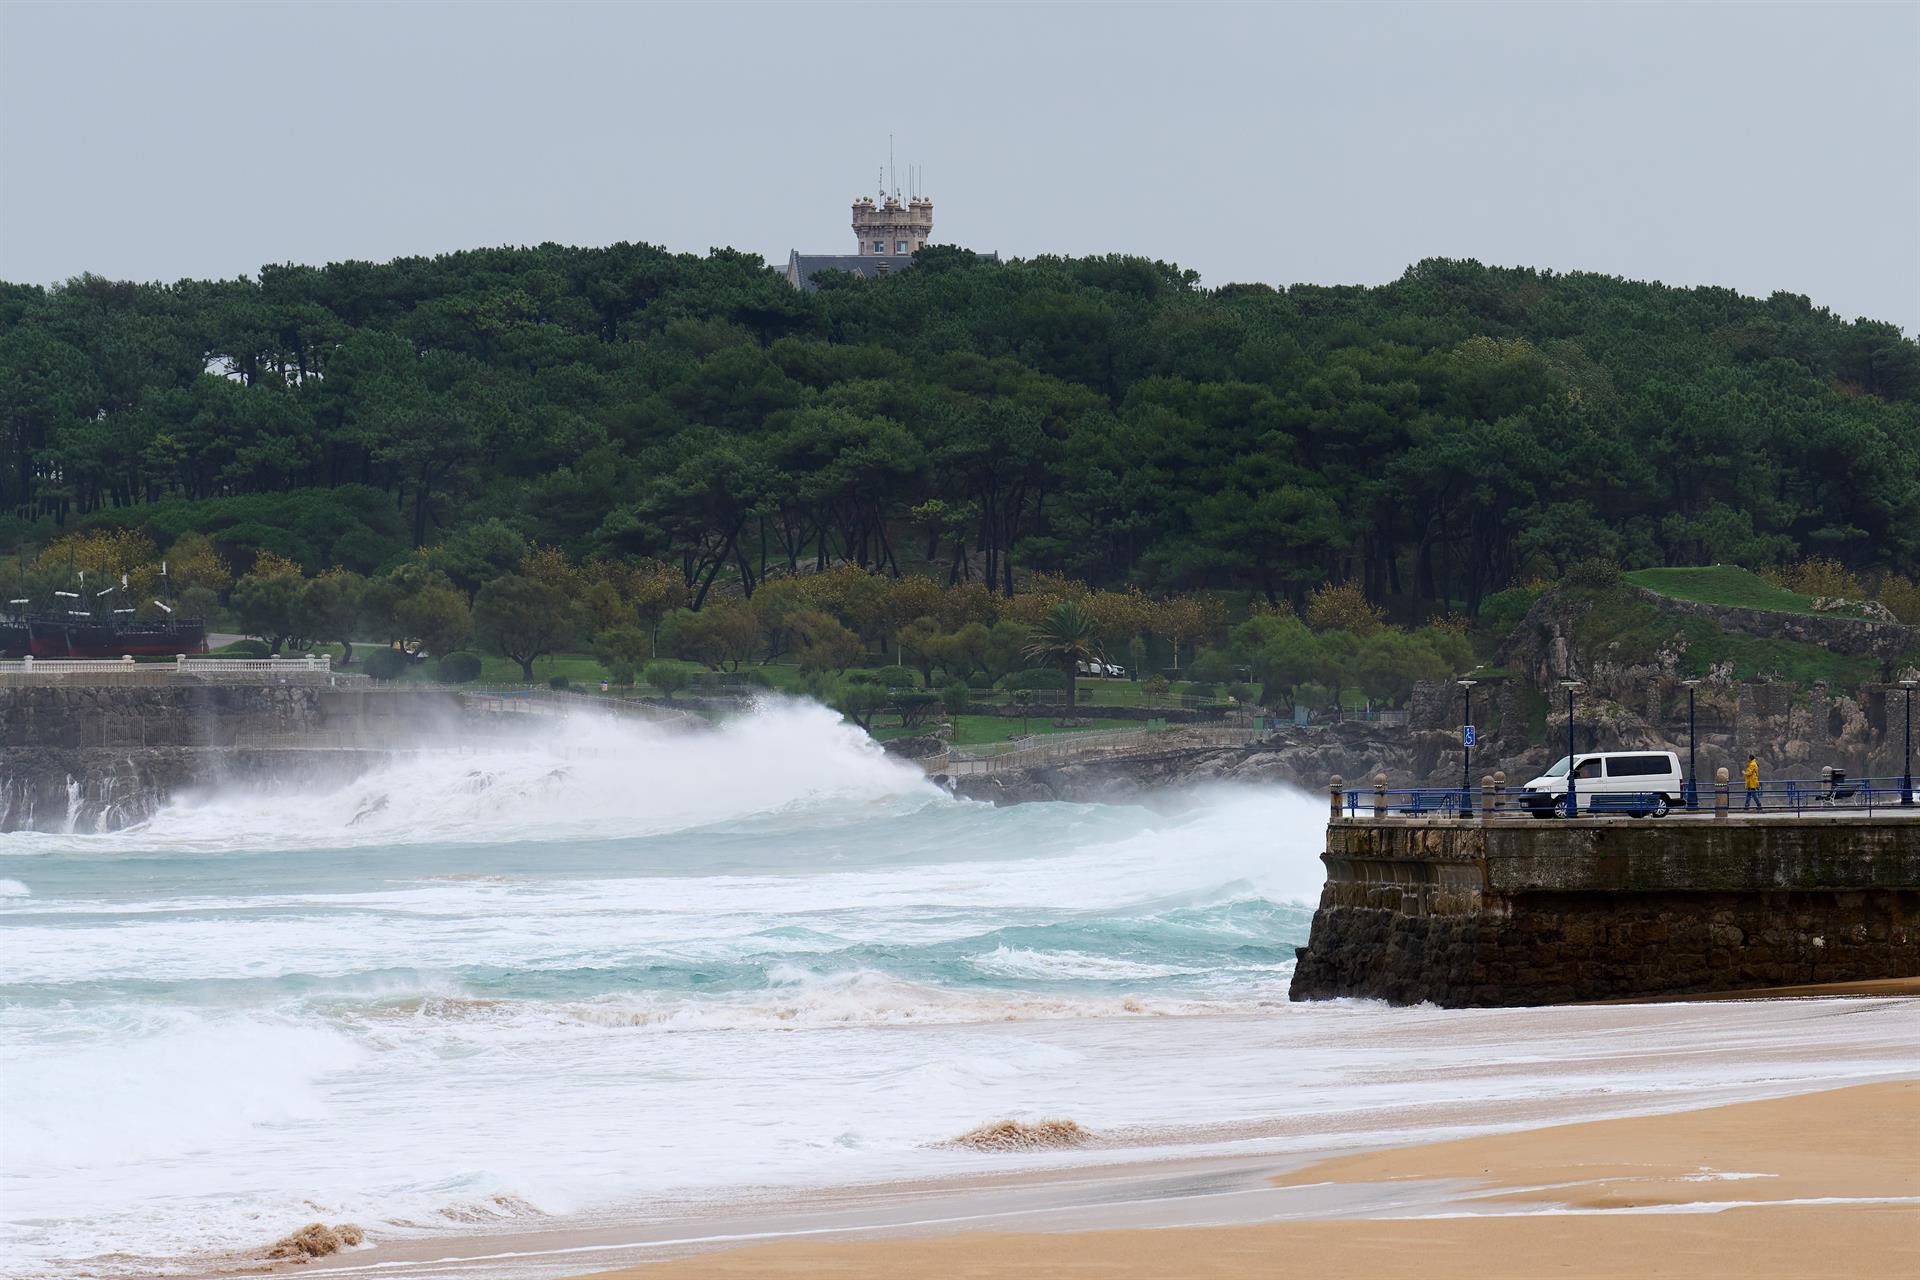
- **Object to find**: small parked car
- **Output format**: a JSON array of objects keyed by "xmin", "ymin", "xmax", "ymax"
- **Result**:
[{"xmin": 1519, "ymin": 750, "xmax": 1683, "ymax": 818}]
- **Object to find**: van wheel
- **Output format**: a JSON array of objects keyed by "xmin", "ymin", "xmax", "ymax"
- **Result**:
[
  {"xmin": 1554, "ymin": 796, "xmax": 1573, "ymax": 818},
  {"xmin": 1650, "ymin": 795, "xmax": 1671, "ymax": 818}
]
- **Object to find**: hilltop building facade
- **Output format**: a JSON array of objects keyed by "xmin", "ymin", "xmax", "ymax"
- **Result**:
[{"xmin": 785, "ymin": 192, "xmax": 994, "ymax": 290}]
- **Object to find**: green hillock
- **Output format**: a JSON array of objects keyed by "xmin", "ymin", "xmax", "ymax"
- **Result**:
[
  {"xmin": 1623, "ymin": 566, "xmax": 1873, "ymax": 619},
  {"xmin": 1561, "ymin": 580, "xmax": 1910, "ymax": 690}
]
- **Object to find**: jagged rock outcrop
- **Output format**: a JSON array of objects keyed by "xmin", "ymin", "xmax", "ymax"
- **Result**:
[
  {"xmin": 941, "ymin": 722, "xmax": 1423, "ymax": 805},
  {"xmin": 881, "ymin": 734, "xmax": 948, "ymax": 760}
]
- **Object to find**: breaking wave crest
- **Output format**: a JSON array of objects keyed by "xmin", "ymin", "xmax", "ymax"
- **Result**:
[
  {"xmin": 30, "ymin": 698, "xmax": 938, "ymax": 854},
  {"xmin": 0, "ymin": 700, "xmax": 1343, "ymax": 1277}
]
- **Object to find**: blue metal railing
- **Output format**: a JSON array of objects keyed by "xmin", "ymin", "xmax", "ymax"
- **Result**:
[{"xmin": 1340, "ymin": 776, "xmax": 1919, "ymax": 820}]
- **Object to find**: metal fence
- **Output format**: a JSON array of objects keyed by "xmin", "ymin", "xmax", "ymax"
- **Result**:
[
  {"xmin": 0, "ymin": 654, "xmax": 353, "ymax": 686},
  {"xmin": 1290, "ymin": 706, "xmax": 1410, "ymax": 727},
  {"xmin": 458, "ymin": 686, "xmax": 697, "ymax": 728},
  {"xmin": 1338, "ymin": 775, "xmax": 1920, "ymax": 820},
  {"xmin": 980, "ymin": 689, "xmax": 1241, "ymax": 712}
]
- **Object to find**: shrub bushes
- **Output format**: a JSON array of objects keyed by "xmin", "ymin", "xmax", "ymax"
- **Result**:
[
  {"xmin": 548, "ymin": 674, "xmax": 570, "ymax": 690},
  {"xmin": 891, "ymin": 690, "xmax": 941, "ymax": 728},
  {"xmin": 940, "ymin": 680, "xmax": 971, "ymax": 714},
  {"xmin": 643, "ymin": 661, "xmax": 692, "ymax": 697},
  {"xmin": 436, "ymin": 652, "xmax": 483, "ymax": 683},
  {"xmin": 362, "ymin": 646, "xmax": 412, "ymax": 681},
  {"xmin": 1475, "ymin": 586, "xmax": 1543, "ymax": 647},
  {"xmin": 1563, "ymin": 558, "xmax": 1622, "ymax": 591},
  {"xmin": 849, "ymin": 664, "xmax": 918, "ymax": 689},
  {"xmin": 1003, "ymin": 667, "xmax": 1065, "ymax": 691}
]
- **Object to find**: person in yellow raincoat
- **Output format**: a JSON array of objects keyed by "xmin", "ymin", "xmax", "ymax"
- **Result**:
[{"xmin": 1743, "ymin": 753, "xmax": 1763, "ymax": 810}]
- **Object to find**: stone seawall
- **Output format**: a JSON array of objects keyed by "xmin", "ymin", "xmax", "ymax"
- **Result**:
[
  {"xmin": 1288, "ymin": 816, "xmax": 1920, "ymax": 1007},
  {"xmin": 0, "ymin": 747, "xmax": 391, "ymax": 833},
  {"xmin": 0, "ymin": 686, "xmax": 471, "ymax": 832}
]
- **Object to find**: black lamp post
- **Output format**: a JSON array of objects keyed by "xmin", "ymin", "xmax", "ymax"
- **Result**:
[
  {"xmin": 1902, "ymin": 678, "xmax": 1916, "ymax": 807},
  {"xmin": 1561, "ymin": 679, "xmax": 1582, "ymax": 817},
  {"xmin": 1458, "ymin": 677, "xmax": 1477, "ymax": 802},
  {"xmin": 1682, "ymin": 678, "xmax": 1701, "ymax": 810}
]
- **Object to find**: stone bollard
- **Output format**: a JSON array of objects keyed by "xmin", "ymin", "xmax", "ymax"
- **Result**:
[
  {"xmin": 1480, "ymin": 774, "xmax": 1495, "ymax": 818},
  {"xmin": 1493, "ymin": 770, "xmax": 1507, "ymax": 817},
  {"xmin": 1375, "ymin": 771, "xmax": 1389, "ymax": 818},
  {"xmin": 1329, "ymin": 775, "xmax": 1344, "ymax": 821},
  {"xmin": 1715, "ymin": 767, "xmax": 1730, "ymax": 819}
]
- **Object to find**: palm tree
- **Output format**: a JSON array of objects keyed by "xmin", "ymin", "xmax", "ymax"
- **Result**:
[{"xmin": 1023, "ymin": 600, "xmax": 1102, "ymax": 715}]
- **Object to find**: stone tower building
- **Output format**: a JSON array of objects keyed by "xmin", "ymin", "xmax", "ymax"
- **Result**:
[
  {"xmin": 850, "ymin": 195, "xmax": 933, "ymax": 257},
  {"xmin": 786, "ymin": 186, "xmax": 991, "ymax": 291}
]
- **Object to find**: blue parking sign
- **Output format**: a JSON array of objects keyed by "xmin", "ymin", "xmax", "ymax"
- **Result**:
[{"xmin": 1462, "ymin": 724, "xmax": 1476, "ymax": 747}]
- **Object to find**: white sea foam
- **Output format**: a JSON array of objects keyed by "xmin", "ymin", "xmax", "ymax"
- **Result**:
[
  {"xmin": 0, "ymin": 877, "xmax": 28, "ymax": 897},
  {"xmin": 5, "ymin": 703, "xmax": 1913, "ymax": 1277},
  {"xmin": 10, "ymin": 699, "xmax": 936, "ymax": 857}
]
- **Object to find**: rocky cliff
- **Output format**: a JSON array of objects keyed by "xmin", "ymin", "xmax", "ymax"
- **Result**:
[
  {"xmin": 941, "ymin": 721, "xmax": 1425, "ymax": 805},
  {"xmin": 1491, "ymin": 586, "xmax": 1920, "ymax": 781}
]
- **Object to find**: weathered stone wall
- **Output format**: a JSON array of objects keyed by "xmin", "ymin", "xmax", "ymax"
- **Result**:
[
  {"xmin": 1288, "ymin": 816, "xmax": 1920, "ymax": 1006},
  {"xmin": 0, "ymin": 686, "xmax": 471, "ymax": 831},
  {"xmin": 0, "ymin": 747, "xmax": 390, "ymax": 833}
]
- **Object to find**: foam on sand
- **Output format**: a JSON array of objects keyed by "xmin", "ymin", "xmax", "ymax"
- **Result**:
[
  {"xmin": 264, "ymin": 1221, "xmax": 365, "ymax": 1261},
  {"xmin": 941, "ymin": 1119, "xmax": 1094, "ymax": 1152}
]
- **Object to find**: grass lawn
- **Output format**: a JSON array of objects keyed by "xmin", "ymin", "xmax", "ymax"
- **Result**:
[{"xmin": 1624, "ymin": 566, "xmax": 1874, "ymax": 619}]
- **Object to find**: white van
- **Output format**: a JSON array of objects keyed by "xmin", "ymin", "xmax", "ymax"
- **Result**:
[{"xmin": 1519, "ymin": 751, "xmax": 1684, "ymax": 818}]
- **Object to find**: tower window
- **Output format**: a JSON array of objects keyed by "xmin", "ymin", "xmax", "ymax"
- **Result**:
[
  {"xmin": 895, "ymin": 240, "xmax": 907, "ymax": 254},
  {"xmin": 874, "ymin": 240, "xmax": 885, "ymax": 253}
]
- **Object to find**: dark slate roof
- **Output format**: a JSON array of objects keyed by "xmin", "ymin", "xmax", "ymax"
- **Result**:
[
  {"xmin": 784, "ymin": 249, "xmax": 1003, "ymax": 291},
  {"xmin": 785, "ymin": 252, "xmax": 915, "ymax": 291}
]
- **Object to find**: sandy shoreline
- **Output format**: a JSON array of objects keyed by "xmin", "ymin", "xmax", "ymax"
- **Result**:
[
  {"xmin": 153, "ymin": 994, "xmax": 1920, "ymax": 1280},
  {"xmin": 577, "ymin": 1081, "xmax": 1920, "ymax": 1279}
]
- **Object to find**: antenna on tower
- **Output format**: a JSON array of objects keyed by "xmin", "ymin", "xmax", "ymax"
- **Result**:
[{"xmin": 889, "ymin": 134, "xmax": 896, "ymax": 198}]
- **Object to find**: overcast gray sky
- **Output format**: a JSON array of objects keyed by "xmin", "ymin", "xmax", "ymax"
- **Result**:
[{"xmin": 3, "ymin": 0, "xmax": 1915, "ymax": 331}]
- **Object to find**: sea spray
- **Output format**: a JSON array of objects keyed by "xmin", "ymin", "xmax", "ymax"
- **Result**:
[
  {"xmin": 0, "ymin": 704, "xmax": 1344, "ymax": 1276},
  {"xmin": 65, "ymin": 697, "xmax": 940, "ymax": 852}
]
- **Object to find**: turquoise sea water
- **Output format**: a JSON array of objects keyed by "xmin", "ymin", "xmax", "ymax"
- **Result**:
[
  {"xmin": 13, "ymin": 702, "xmax": 1910, "ymax": 1279},
  {"xmin": 0, "ymin": 703, "xmax": 1326, "ymax": 1273}
]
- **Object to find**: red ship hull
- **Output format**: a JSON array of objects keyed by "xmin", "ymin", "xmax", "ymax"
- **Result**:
[{"xmin": 6, "ymin": 618, "xmax": 208, "ymax": 659}]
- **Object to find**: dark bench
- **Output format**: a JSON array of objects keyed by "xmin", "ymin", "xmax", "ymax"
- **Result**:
[{"xmin": 1399, "ymin": 789, "xmax": 1462, "ymax": 815}]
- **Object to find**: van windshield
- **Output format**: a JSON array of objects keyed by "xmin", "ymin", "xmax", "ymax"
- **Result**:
[{"xmin": 1542, "ymin": 756, "xmax": 1571, "ymax": 777}]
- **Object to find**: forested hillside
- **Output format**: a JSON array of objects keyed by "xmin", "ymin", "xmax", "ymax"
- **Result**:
[{"xmin": 3, "ymin": 246, "xmax": 1917, "ymax": 618}]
